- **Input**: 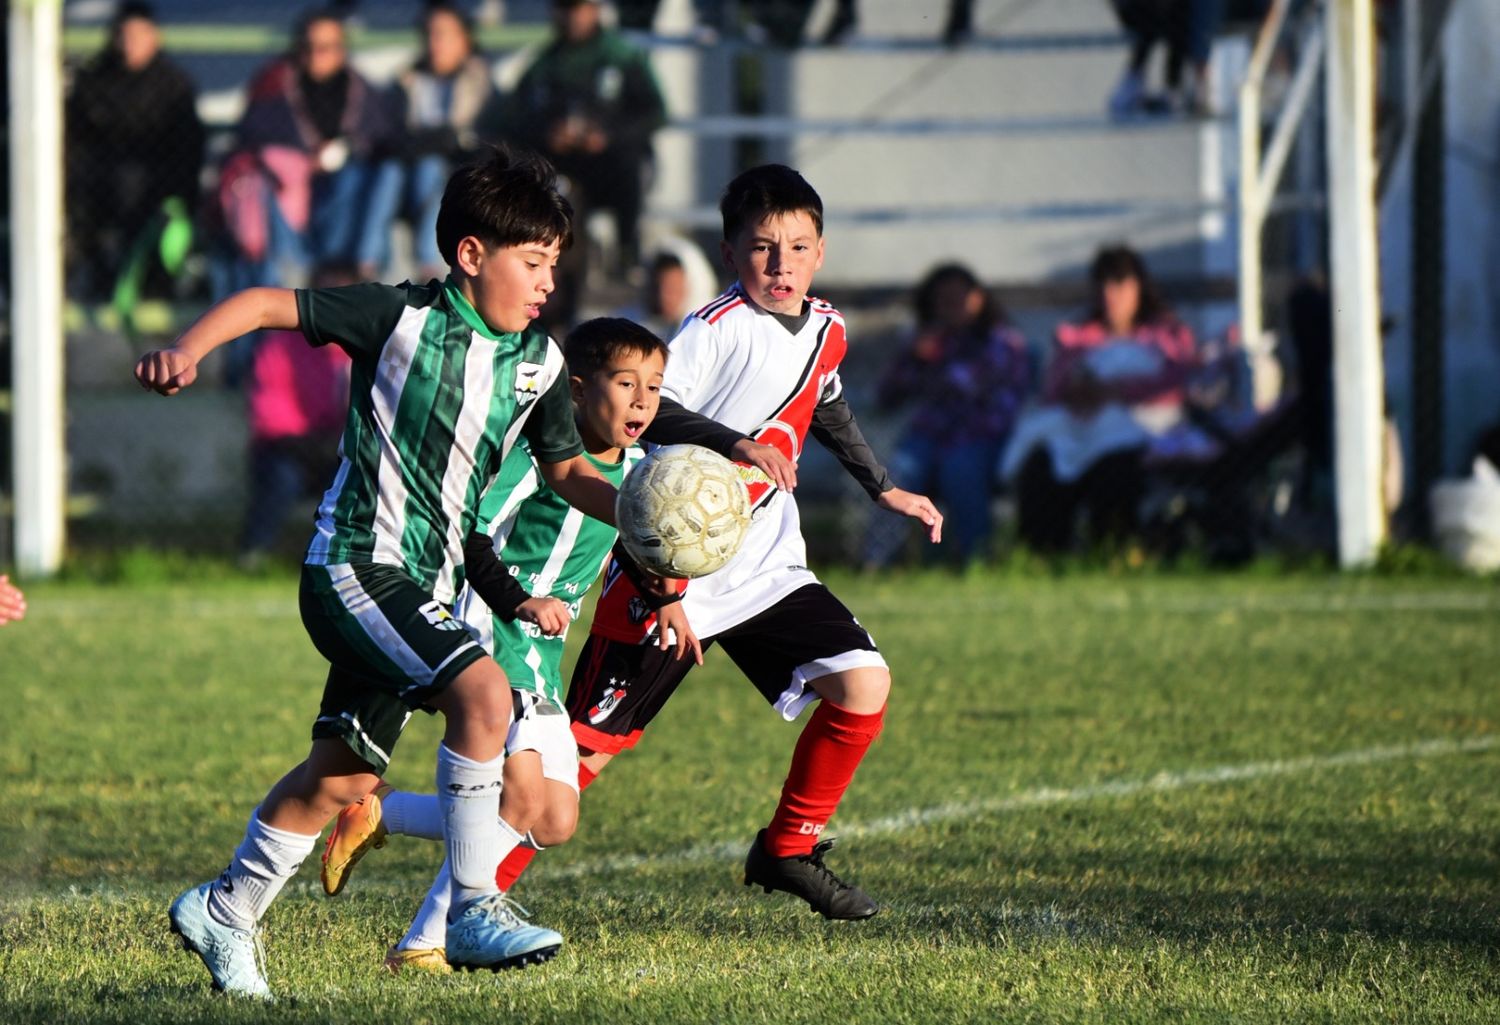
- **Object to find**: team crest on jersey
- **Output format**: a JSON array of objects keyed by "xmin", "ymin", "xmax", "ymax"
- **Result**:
[
  {"xmin": 627, "ymin": 595, "xmax": 651, "ymax": 623},
  {"xmin": 514, "ymin": 361, "xmax": 545, "ymax": 404},
  {"xmin": 417, "ymin": 600, "xmax": 467, "ymax": 632},
  {"xmin": 588, "ymin": 683, "xmax": 628, "ymax": 725}
]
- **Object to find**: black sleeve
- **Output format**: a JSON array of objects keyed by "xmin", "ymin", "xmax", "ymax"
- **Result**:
[
  {"xmin": 809, "ymin": 395, "xmax": 896, "ymax": 501},
  {"xmin": 641, "ymin": 397, "xmax": 748, "ymax": 458},
  {"xmin": 462, "ymin": 531, "xmax": 532, "ymax": 621}
]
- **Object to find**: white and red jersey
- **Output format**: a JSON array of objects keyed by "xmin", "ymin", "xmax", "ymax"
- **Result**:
[{"xmin": 636, "ymin": 284, "xmax": 843, "ymax": 637}]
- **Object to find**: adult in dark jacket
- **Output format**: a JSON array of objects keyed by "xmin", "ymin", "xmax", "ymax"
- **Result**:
[
  {"xmin": 504, "ymin": 0, "xmax": 666, "ymax": 323},
  {"xmin": 66, "ymin": 2, "xmax": 204, "ymax": 299}
]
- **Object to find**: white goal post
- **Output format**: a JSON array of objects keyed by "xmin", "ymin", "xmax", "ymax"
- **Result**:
[
  {"xmin": 1324, "ymin": 0, "xmax": 1387, "ymax": 567},
  {"xmin": 8, "ymin": 0, "xmax": 66, "ymax": 576}
]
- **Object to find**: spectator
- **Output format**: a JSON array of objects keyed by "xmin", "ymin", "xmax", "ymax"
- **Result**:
[
  {"xmin": 1002, "ymin": 245, "xmax": 1198, "ymax": 554},
  {"xmin": 218, "ymin": 8, "xmax": 395, "ymax": 289},
  {"xmin": 863, "ymin": 263, "xmax": 1030, "ymax": 569},
  {"xmin": 238, "ymin": 262, "xmax": 356, "ymax": 567},
  {"xmin": 361, "ymin": 2, "xmax": 500, "ymax": 281},
  {"xmin": 1107, "ymin": 0, "xmax": 1190, "ymax": 117},
  {"xmin": 504, "ymin": 0, "xmax": 666, "ymax": 324},
  {"xmin": 612, "ymin": 250, "xmax": 691, "ymax": 340},
  {"xmin": 819, "ymin": 0, "xmax": 977, "ymax": 47},
  {"xmin": 66, "ymin": 2, "xmax": 204, "ymax": 301}
]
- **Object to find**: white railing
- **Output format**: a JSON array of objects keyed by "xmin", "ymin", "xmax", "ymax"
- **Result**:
[{"xmin": 1237, "ymin": 0, "xmax": 1326, "ymax": 410}]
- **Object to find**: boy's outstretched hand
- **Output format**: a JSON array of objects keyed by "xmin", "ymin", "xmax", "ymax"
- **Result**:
[
  {"xmin": 877, "ymin": 487, "xmax": 944, "ymax": 544},
  {"xmin": 134, "ymin": 349, "xmax": 199, "ymax": 396},
  {"xmin": 654, "ymin": 600, "xmax": 703, "ymax": 665},
  {"xmin": 730, "ymin": 439, "xmax": 797, "ymax": 493},
  {"xmin": 515, "ymin": 596, "xmax": 572, "ymax": 637},
  {"xmin": 0, "ymin": 574, "xmax": 26, "ymax": 625}
]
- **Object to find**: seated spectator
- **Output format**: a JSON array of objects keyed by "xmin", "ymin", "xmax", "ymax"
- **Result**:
[
  {"xmin": 66, "ymin": 2, "xmax": 204, "ymax": 301},
  {"xmin": 863, "ymin": 263, "xmax": 1030, "ymax": 569},
  {"xmin": 612, "ymin": 250, "xmax": 691, "ymax": 340},
  {"xmin": 238, "ymin": 263, "xmax": 356, "ymax": 567},
  {"xmin": 503, "ymin": 0, "xmax": 667, "ymax": 326},
  {"xmin": 216, "ymin": 8, "xmax": 395, "ymax": 290},
  {"xmin": 1002, "ymin": 245, "xmax": 1198, "ymax": 554},
  {"xmin": 362, "ymin": 3, "xmax": 500, "ymax": 281}
]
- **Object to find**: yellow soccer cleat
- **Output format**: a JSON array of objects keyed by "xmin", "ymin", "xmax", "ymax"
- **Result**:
[
  {"xmin": 383, "ymin": 945, "xmax": 452, "ymax": 975},
  {"xmin": 321, "ymin": 782, "xmax": 392, "ymax": 896}
]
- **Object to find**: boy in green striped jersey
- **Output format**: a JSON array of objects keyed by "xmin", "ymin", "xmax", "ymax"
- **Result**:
[
  {"xmin": 321, "ymin": 317, "xmax": 704, "ymax": 973},
  {"xmin": 134, "ymin": 148, "xmax": 634, "ymax": 994}
]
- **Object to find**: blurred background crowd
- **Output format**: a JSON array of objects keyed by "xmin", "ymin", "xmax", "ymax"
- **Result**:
[{"xmin": 2, "ymin": 0, "xmax": 1497, "ymax": 573}]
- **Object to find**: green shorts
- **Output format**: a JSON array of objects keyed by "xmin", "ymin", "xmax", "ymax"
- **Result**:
[{"xmin": 300, "ymin": 562, "xmax": 488, "ymax": 771}]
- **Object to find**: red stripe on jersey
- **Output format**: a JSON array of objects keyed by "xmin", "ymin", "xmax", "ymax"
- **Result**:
[
  {"xmin": 707, "ymin": 298, "xmax": 745, "ymax": 324},
  {"xmin": 736, "ymin": 314, "xmax": 848, "ymax": 508}
]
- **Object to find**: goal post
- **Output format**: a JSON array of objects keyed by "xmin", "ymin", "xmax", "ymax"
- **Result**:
[
  {"xmin": 1324, "ymin": 0, "xmax": 1386, "ymax": 567},
  {"xmin": 8, "ymin": 0, "xmax": 66, "ymax": 576}
]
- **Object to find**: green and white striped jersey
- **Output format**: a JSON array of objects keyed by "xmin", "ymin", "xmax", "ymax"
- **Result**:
[
  {"xmin": 295, "ymin": 278, "xmax": 583, "ymax": 604},
  {"xmin": 456, "ymin": 439, "xmax": 641, "ymax": 704}
]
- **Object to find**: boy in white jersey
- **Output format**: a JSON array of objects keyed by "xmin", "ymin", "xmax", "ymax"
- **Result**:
[
  {"xmin": 319, "ymin": 318, "xmax": 708, "ymax": 972},
  {"xmin": 133, "ymin": 148, "xmax": 637, "ymax": 995},
  {"xmin": 484, "ymin": 164, "xmax": 946, "ymax": 919}
]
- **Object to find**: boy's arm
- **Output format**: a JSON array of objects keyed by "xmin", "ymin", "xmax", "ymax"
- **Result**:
[
  {"xmin": 461, "ymin": 531, "xmax": 533, "ymax": 622},
  {"xmin": 644, "ymin": 398, "xmax": 798, "ymax": 491},
  {"xmin": 134, "ymin": 288, "xmax": 299, "ymax": 395},
  {"xmin": 538, "ymin": 455, "xmax": 618, "ymax": 527},
  {"xmin": 463, "ymin": 532, "xmax": 573, "ymax": 636},
  {"xmin": 810, "ymin": 395, "xmax": 944, "ymax": 543}
]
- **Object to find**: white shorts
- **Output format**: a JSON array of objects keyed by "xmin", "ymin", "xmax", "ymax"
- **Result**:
[{"xmin": 506, "ymin": 690, "xmax": 580, "ymax": 794}]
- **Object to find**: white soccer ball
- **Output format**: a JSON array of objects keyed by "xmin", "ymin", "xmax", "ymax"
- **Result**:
[{"xmin": 616, "ymin": 444, "xmax": 753, "ymax": 578}]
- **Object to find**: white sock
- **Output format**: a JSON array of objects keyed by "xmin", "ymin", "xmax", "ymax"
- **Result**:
[
  {"xmin": 383, "ymin": 790, "xmax": 443, "ymax": 840},
  {"xmin": 399, "ymin": 859, "xmax": 453, "ymax": 952},
  {"xmin": 206, "ymin": 809, "xmax": 318, "ymax": 929},
  {"xmin": 436, "ymin": 743, "xmax": 504, "ymax": 906}
]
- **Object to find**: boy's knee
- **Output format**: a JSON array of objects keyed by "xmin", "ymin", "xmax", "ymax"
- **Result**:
[{"xmin": 530, "ymin": 803, "xmax": 579, "ymax": 847}]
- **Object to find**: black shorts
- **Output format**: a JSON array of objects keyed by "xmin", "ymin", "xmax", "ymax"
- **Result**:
[
  {"xmin": 301, "ymin": 562, "xmax": 488, "ymax": 770},
  {"xmin": 566, "ymin": 583, "xmax": 885, "ymax": 755}
]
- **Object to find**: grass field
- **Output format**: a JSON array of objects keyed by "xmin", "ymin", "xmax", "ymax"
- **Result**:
[{"xmin": 2, "ymin": 568, "xmax": 1498, "ymax": 1023}]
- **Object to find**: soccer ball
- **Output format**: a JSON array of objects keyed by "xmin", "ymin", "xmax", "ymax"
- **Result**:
[{"xmin": 616, "ymin": 444, "xmax": 753, "ymax": 578}]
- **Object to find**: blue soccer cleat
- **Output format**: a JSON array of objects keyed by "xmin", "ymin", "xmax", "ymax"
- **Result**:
[
  {"xmin": 168, "ymin": 882, "xmax": 272, "ymax": 998},
  {"xmin": 445, "ymin": 893, "xmax": 563, "ymax": 972}
]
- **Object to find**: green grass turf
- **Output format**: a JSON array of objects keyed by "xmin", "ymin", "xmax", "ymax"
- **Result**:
[{"xmin": 2, "ymin": 570, "xmax": 1498, "ymax": 1023}]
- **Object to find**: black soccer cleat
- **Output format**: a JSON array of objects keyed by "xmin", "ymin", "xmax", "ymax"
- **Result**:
[{"xmin": 743, "ymin": 829, "xmax": 879, "ymax": 921}]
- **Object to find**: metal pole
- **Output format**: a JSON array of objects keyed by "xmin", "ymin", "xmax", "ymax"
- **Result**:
[
  {"xmin": 1324, "ymin": 0, "xmax": 1386, "ymax": 567},
  {"xmin": 8, "ymin": 0, "xmax": 67, "ymax": 577}
]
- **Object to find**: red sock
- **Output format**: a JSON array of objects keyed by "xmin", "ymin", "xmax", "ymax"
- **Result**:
[
  {"xmin": 764, "ymin": 700, "xmax": 885, "ymax": 858},
  {"xmin": 495, "ymin": 761, "xmax": 599, "ymax": 890}
]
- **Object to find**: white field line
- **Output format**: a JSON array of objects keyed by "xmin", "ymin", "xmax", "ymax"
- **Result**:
[
  {"xmin": 540, "ymin": 735, "xmax": 1500, "ymax": 881},
  {"xmin": 23, "ymin": 590, "xmax": 1500, "ymax": 621}
]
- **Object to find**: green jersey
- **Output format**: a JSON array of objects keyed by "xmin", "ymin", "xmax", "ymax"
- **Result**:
[
  {"xmin": 456, "ymin": 439, "xmax": 641, "ymax": 704},
  {"xmin": 296, "ymin": 278, "xmax": 583, "ymax": 604}
]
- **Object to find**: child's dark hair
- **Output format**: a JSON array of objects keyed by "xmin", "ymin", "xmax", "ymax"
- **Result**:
[
  {"xmin": 565, "ymin": 318, "xmax": 668, "ymax": 381},
  {"xmin": 1086, "ymin": 244, "xmax": 1167, "ymax": 327},
  {"xmin": 719, "ymin": 164, "xmax": 823, "ymax": 241},
  {"xmin": 914, "ymin": 262, "xmax": 1005, "ymax": 332},
  {"xmin": 436, "ymin": 145, "xmax": 573, "ymax": 266}
]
